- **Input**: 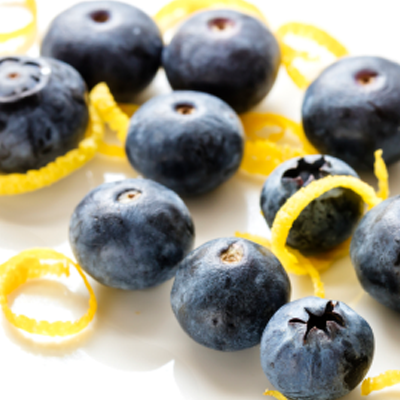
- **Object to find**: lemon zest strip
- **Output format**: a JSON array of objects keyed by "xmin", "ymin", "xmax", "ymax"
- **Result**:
[
  {"xmin": 0, "ymin": 249, "xmax": 97, "ymax": 336},
  {"xmin": 239, "ymin": 114, "xmax": 317, "ymax": 178},
  {"xmin": 90, "ymin": 82, "xmax": 135, "ymax": 158},
  {"xmin": 361, "ymin": 371, "xmax": 400, "ymax": 395},
  {"xmin": 374, "ymin": 149, "xmax": 389, "ymax": 200},
  {"xmin": 154, "ymin": 0, "xmax": 267, "ymax": 34},
  {"xmin": 276, "ymin": 22, "xmax": 348, "ymax": 89},
  {"xmin": 263, "ymin": 389, "xmax": 288, "ymax": 400},
  {"xmin": 0, "ymin": 87, "xmax": 104, "ymax": 195},
  {"xmin": 271, "ymin": 175, "xmax": 382, "ymax": 298},
  {"xmin": 0, "ymin": 0, "xmax": 37, "ymax": 54}
]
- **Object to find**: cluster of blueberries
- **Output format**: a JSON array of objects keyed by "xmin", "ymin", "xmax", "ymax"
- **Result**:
[{"xmin": 2, "ymin": 1, "xmax": 400, "ymax": 399}]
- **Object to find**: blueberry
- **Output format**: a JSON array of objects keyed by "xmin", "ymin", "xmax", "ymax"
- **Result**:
[
  {"xmin": 162, "ymin": 9, "xmax": 280, "ymax": 113},
  {"xmin": 260, "ymin": 154, "xmax": 363, "ymax": 255},
  {"xmin": 69, "ymin": 179, "xmax": 195, "ymax": 290},
  {"xmin": 125, "ymin": 91, "xmax": 244, "ymax": 196},
  {"xmin": 0, "ymin": 56, "xmax": 88, "ymax": 173},
  {"xmin": 260, "ymin": 296, "xmax": 374, "ymax": 400},
  {"xmin": 302, "ymin": 56, "xmax": 400, "ymax": 170},
  {"xmin": 350, "ymin": 195, "xmax": 400, "ymax": 312},
  {"xmin": 171, "ymin": 237, "xmax": 291, "ymax": 351},
  {"xmin": 41, "ymin": 1, "xmax": 163, "ymax": 103}
]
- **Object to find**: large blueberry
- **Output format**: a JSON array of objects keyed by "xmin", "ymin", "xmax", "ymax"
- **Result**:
[
  {"xmin": 0, "ymin": 56, "xmax": 88, "ymax": 173},
  {"xmin": 350, "ymin": 196, "xmax": 400, "ymax": 312},
  {"xmin": 302, "ymin": 56, "xmax": 400, "ymax": 170},
  {"xmin": 260, "ymin": 297, "xmax": 374, "ymax": 400},
  {"xmin": 125, "ymin": 91, "xmax": 244, "ymax": 196},
  {"xmin": 69, "ymin": 179, "xmax": 195, "ymax": 290},
  {"xmin": 171, "ymin": 237, "xmax": 291, "ymax": 351},
  {"xmin": 260, "ymin": 154, "xmax": 363, "ymax": 255},
  {"xmin": 41, "ymin": 1, "xmax": 163, "ymax": 103},
  {"xmin": 162, "ymin": 9, "xmax": 280, "ymax": 113}
]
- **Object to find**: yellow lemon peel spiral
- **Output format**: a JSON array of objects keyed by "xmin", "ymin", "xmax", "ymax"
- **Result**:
[
  {"xmin": 238, "ymin": 150, "xmax": 388, "ymax": 298},
  {"xmin": 361, "ymin": 370, "xmax": 400, "ymax": 395},
  {"xmin": 0, "ymin": 0, "xmax": 37, "ymax": 55},
  {"xmin": 0, "ymin": 85, "xmax": 105, "ymax": 195},
  {"xmin": 263, "ymin": 389, "xmax": 288, "ymax": 400},
  {"xmin": 0, "ymin": 249, "xmax": 97, "ymax": 336}
]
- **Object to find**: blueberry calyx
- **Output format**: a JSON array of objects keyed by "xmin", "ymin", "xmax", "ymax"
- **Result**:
[
  {"xmin": 289, "ymin": 300, "xmax": 345, "ymax": 342},
  {"xmin": 355, "ymin": 70, "xmax": 378, "ymax": 86},
  {"xmin": 117, "ymin": 189, "xmax": 142, "ymax": 203},
  {"xmin": 220, "ymin": 242, "xmax": 243, "ymax": 264},
  {"xmin": 0, "ymin": 57, "xmax": 51, "ymax": 103},
  {"xmin": 282, "ymin": 156, "xmax": 330, "ymax": 187}
]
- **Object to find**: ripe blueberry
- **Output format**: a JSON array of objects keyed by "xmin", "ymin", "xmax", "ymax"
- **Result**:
[
  {"xmin": 125, "ymin": 91, "xmax": 244, "ymax": 196},
  {"xmin": 0, "ymin": 56, "xmax": 88, "ymax": 173},
  {"xmin": 69, "ymin": 179, "xmax": 195, "ymax": 290},
  {"xmin": 351, "ymin": 195, "xmax": 400, "ymax": 312},
  {"xmin": 260, "ymin": 154, "xmax": 363, "ymax": 255},
  {"xmin": 260, "ymin": 296, "xmax": 374, "ymax": 400},
  {"xmin": 41, "ymin": 1, "xmax": 163, "ymax": 103},
  {"xmin": 171, "ymin": 237, "xmax": 291, "ymax": 351},
  {"xmin": 302, "ymin": 56, "xmax": 400, "ymax": 170},
  {"xmin": 163, "ymin": 9, "xmax": 281, "ymax": 113}
]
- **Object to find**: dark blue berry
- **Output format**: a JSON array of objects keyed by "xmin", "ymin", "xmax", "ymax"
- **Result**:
[
  {"xmin": 171, "ymin": 237, "xmax": 291, "ymax": 351},
  {"xmin": 351, "ymin": 195, "xmax": 400, "ymax": 312},
  {"xmin": 260, "ymin": 154, "xmax": 363, "ymax": 255},
  {"xmin": 162, "ymin": 9, "xmax": 280, "ymax": 113},
  {"xmin": 125, "ymin": 91, "xmax": 244, "ymax": 196},
  {"xmin": 260, "ymin": 296, "xmax": 374, "ymax": 400},
  {"xmin": 302, "ymin": 56, "xmax": 400, "ymax": 170},
  {"xmin": 41, "ymin": 1, "xmax": 163, "ymax": 103},
  {"xmin": 69, "ymin": 179, "xmax": 195, "ymax": 290},
  {"xmin": 0, "ymin": 56, "xmax": 88, "ymax": 173}
]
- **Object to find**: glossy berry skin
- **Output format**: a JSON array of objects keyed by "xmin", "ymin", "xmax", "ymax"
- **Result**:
[
  {"xmin": 171, "ymin": 237, "xmax": 291, "ymax": 351},
  {"xmin": 125, "ymin": 91, "xmax": 244, "ymax": 196},
  {"xmin": 260, "ymin": 154, "xmax": 363, "ymax": 255},
  {"xmin": 260, "ymin": 297, "xmax": 374, "ymax": 400},
  {"xmin": 163, "ymin": 9, "xmax": 280, "ymax": 113},
  {"xmin": 302, "ymin": 56, "xmax": 400, "ymax": 170},
  {"xmin": 351, "ymin": 196, "xmax": 400, "ymax": 312},
  {"xmin": 0, "ymin": 56, "xmax": 88, "ymax": 173},
  {"xmin": 41, "ymin": 1, "xmax": 163, "ymax": 103},
  {"xmin": 69, "ymin": 179, "xmax": 195, "ymax": 290}
]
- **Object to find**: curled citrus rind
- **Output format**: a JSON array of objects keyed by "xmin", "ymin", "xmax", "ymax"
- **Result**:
[
  {"xmin": 154, "ymin": 0, "xmax": 266, "ymax": 34},
  {"xmin": 0, "ymin": 0, "xmax": 37, "ymax": 55},
  {"xmin": 263, "ymin": 389, "xmax": 287, "ymax": 400},
  {"xmin": 239, "ymin": 113, "xmax": 317, "ymax": 178},
  {"xmin": 0, "ymin": 249, "xmax": 97, "ymax": 336},
  {"xmin": 271, "ymin": 175, "xmax": 382, "ymax": 298},
  {"xmin": 361, "ymin": 370, "xmax": 400, "ymax": 395},
  {"xmin": 276, "ymin": 22, "xmax": 348, "ymax": 89},
  {"xmin": 0, "ymin": 88, "xmax": 104, "ymax": 195},
  {"xmin": 90, "ymin": 82, "xmax": 135, "ymax": 159},
  {"xmin": 374, "ymin": 149, "xmax": 389, "ymax": 200}
]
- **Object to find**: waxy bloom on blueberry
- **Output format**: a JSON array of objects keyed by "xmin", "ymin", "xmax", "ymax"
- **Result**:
[
  {"xmin": 260, "ymin": 154, "xmax": 363, "ymax": 255},
  {"xmin": 69, "ymin": 179, "xmax": 195, "ymax": 290},
  {"xmin": 171, "ymin": 237, "xmax": 290, "ymax": 351},
  {"xmin": 260, "ymin": 297, "xmax": 374, "ymax": 400}
]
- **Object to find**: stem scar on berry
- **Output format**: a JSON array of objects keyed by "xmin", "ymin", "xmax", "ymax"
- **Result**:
[
  {"xmin": 282, "ymin": 156, "xmax": 330, "ymax": 187},
  {"xmin": 355, "ymin": 70, "xmax": 378, "ymax": 86},
  {"xmin": 117, "ymin": 189, "xmax": 142, "ymax": 203},
  {"xmin": 208, "ymin": 18, "xmax": 235, "ymax": 32},
  {"xmin": 289, "ymin": 301, "xmax": 345, "ymax": 342},
  {"xmin": 90, "ymin": 10, "xmax": 110, "ymax": 23},
  {"xmin": 220, "ymin": 242, "xmax": 244, "ymax": 264},
  {"xmin": 175, "ymin": 103, "xmax": 196, "ymax": 115}
]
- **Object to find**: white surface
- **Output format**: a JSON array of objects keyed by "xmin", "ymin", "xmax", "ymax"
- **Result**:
[{"xmin": 1, "ymin": 1, "xmax": 400, "ymax": 399}]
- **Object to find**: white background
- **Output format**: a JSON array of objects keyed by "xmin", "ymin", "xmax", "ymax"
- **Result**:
[{"xmin": 1, "ymin": 1, "xmax": 400, "ymax": 399}]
